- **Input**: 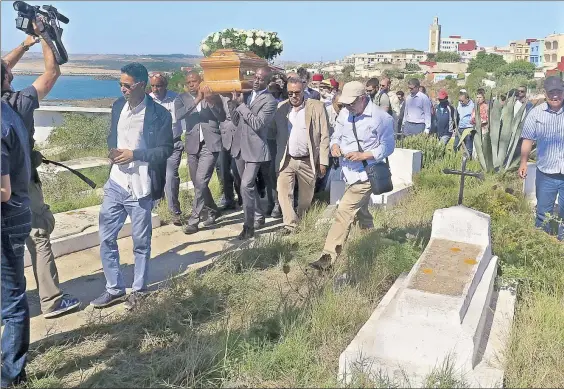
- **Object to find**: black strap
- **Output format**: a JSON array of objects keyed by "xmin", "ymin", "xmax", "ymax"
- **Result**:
[{"xmin": 350, "ymin": 115, "xmax": 389, "ymax": 168}]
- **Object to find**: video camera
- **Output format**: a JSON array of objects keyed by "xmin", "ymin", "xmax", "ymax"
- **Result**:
[{"xmin": 13, "ymin": 1, "xmax": 69, "ymax": 65}]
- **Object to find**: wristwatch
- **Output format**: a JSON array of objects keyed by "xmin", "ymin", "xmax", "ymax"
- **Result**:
[{"xmin": 20, "ymin": 41, "xmax": 31, "ymax": 51}]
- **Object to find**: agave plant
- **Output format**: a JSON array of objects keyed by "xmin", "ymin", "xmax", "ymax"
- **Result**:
[{"xmin": 472, "ymin": 93, "xmax": 537, "ymax": 173}]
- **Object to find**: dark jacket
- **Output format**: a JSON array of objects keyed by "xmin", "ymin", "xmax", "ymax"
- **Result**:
[
  {"xmin": 174, "ymin": 93, "xmax": 226, "ymax": 155},
  {"xmin": 108, "ymin": 95, "xmax": 173, "ymax": 201},
  {"xmin": 433, "ymin": 102, "xmax": 458, "ymax": 138}
]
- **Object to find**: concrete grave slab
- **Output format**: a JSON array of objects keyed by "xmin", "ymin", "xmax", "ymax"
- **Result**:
[
  {"xmin": 339, "ymin": 205, "xmax": 514, "ymax": 387},
  {"xmin": 24, "ymin": 204, "xmax": 161, "ymax": 268}
]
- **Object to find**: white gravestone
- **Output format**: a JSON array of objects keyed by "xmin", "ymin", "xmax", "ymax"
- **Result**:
[
  {"xmin": 339, "ymin": 205, "xmax": 516, "ymax": 387},
  {"xmin": 330, "ymin": 148, "xmax": 422, "ymax": 206},
  {"xmin": 522, "ymin": 161, "xmax": 559, "ymax": 206}
]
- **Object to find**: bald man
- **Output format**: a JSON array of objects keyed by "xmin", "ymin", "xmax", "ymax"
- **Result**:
[
  {"xmin": 228, "ymin": 67, "xmax": 278, "ymax": 239},
  {"xmin": 149, "ymin": 72, "xmax": 182, "ymax": 225},
  {"xmin": 175, "ymin": 71, "xmax": 226, "ymax": 234}
]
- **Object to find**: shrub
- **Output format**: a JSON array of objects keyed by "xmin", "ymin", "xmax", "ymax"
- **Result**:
[{"xmin": 46, "ymin": 113, "xmax": 110, "ymax": 160}]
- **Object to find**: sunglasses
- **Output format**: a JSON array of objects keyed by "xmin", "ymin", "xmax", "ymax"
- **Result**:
[
  {"xmin": 119, "ymin": 81, "xmax": 142, "ymax": 90},
  {"xmin": 287, "ymin": 91, "xmax": 302, "ymax": 96}
]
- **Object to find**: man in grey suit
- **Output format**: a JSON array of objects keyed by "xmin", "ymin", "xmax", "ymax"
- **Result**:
[
  {"xmin": 229, "ymin": 67, "xmax": 278, "ymax": 239},
  {"xmin": 175, "ymin": 71, "xmax": 226, "ymax": 234},
  {"xmin": 216, "ymin": 95, "xmax": 242, "ymax": 210}
]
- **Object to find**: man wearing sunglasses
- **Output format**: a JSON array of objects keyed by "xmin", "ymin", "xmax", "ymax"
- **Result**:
[
  {"xmin": 272, "ymin": 77, "xmax": 330, "ymax": 235},
  {"xmin": 514, "ymin": 85, "xmax": 534, "ymax": 120},
  {"xmin": 519, "ymin": 76, "xmax": 564, "ymax": 241},
  {"xmin": 91, "ymin": 62, "xmax": 173, "ymax": 311},
  {"xmin": 309, "ymin": 81, "xmax": 395, "ymax": 271}
]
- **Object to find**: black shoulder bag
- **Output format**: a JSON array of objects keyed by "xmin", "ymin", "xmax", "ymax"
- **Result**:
[{"xmin": 350, "ymin": 116, "xmax": 393, "ymax": 195}]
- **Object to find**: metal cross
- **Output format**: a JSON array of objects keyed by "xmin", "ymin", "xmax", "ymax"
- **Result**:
[{"xmin": 443, "ymin": 156, "xmax": 484, "ymax": 205}]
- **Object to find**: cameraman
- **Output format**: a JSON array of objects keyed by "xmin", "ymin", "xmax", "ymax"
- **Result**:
[{"xmin": 1, "ymin": 22, "xmax": 80, "ymax": 319}]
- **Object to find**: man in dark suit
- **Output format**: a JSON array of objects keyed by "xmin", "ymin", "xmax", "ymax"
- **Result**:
[
  {"xmin": 216, "ymin": 95, "xmax": 242, "ymax": 210},
  {"xmin": 229, "ymin": 67, "xmax": 278, "ymax": 239},
  {"xmin": 91, "ymin": 62, "xmax": 173, "ymax": 311},
  {"xmin": 175, "ymin": 71, "xmax": 226, "ymax": 234},
  {"xmin": 297, "ymin": 67, "xmax": 321, "ymax": 100}
]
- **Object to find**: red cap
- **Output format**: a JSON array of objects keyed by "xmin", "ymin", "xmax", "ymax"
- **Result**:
[
  {"xmin": 329, "ymin": 78, "xmax": 339, "ymax": 88},
  {"xmin": 437, "ymin": 89, "xmax": 448, "ymax": 99},
  {"xmin": 312, "ymin": 73, "xmax": 324, "ymax": 81}
]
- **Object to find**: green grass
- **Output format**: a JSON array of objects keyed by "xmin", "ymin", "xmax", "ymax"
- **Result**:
[{"xmin": 25, "ymin": 137, "xmax": 564, "ymax": 388}]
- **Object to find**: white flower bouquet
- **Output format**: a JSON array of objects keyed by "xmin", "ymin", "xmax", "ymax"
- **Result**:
[{"xmin": 200, "ymin": 28, "xmax": 283, "ymax": 61}]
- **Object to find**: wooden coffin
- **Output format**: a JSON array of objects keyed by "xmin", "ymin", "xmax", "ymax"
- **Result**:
[{"xmin": 200, "ymin": 49, "xmax": 268, "ymax": 93}]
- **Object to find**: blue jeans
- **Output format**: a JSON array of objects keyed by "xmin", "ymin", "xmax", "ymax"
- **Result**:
[
  {"xmin": 535, "ymin": 169, "xmax": 564, "ymax": 240},
  {"xmin": 99, "ymin": 179, "xmax": 153, "ymax": 295},
  {"xmin": 1, "ymin": 208, "xmax": 32, "ymax": 387}
]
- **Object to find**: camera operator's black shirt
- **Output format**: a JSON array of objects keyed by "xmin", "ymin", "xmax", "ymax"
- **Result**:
[
  {"xmin": 1, "ymin": 85, "xmax": 39, "ymax": 151},
  {"xmin": 1, "ymin": 101, "xmax": 31, "ymax": 217}
]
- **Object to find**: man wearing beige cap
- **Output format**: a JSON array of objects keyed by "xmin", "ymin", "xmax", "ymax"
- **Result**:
[{"xmin": 309, "ymin": 81, "xmax": 395, "ymax": 271}]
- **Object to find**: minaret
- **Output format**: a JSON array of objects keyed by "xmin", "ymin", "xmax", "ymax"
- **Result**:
[{"xmin": 428, "ymin": 16, "xmax": 441, "ymax": 54}]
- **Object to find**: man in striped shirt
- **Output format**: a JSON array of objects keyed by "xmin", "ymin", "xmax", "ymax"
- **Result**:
[{"xmin": 519, "ymin": 76, "xmax": 564, "ymax": 240}]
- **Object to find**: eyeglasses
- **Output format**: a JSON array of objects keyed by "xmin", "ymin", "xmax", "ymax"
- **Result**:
[
  {"xmin": 119, "ymin": 81, "xmax": 141, "ymax": 90},
  {"xmin": 287, "ymin": 91, "xmax": 302, "ymax": 96}
]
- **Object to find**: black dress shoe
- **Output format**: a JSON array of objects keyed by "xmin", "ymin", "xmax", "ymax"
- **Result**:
[
  {"xmin": 308, "ymin": 254, "xmax": 333, "ymax": 271},
  {"xmin": 271, "ymin": 205, "xmax": 282, "ymax": 219},
  {"xmin": 238, "ymin": 225, "xmax": 254, "ymax": 240},
  {"xmin": 253, "ymin": 219, "xmax": 265, "ymax": 230},
  {"xmin": 171, "ymin": 214, "xmax": 182, "ymax": 226},
  {"xmin": 220, "ymin": 202, "xmax": 237, "ymax": 211},
  {"xmin": 202, "ymin": 211, "xmax": 221, "ymax": 227},
  {"xmin": 183, "ymin": 224, "xmax": 199, "ymax": 234}
]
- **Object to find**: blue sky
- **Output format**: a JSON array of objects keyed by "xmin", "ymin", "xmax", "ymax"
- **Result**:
[{"xmin": 2, "ymin": 1, "xmax": 564, "ymax": 62}]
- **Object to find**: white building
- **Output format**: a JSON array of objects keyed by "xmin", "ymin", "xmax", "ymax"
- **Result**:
[
  {"xmin": 350, "ymin": 50, "xmax": 427, "ymax": 73},
  {"xmin": 440, "ymin": 36, "xmax": 468, "ymax": 52}
]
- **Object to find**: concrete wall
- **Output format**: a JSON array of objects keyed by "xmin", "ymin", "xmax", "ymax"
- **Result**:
[{"xmin": 34, "ymin": 106, "xmax": 111, "ymax": 145}]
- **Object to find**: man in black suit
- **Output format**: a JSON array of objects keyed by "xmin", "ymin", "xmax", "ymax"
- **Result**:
[
  {"xmin": 175, "ymin": 71, "xmax": 226, "ymax": 234},
  {"xmin": 297, "ymin": 67, "xmax": 321, "ymax": 100},
  {"xmin": 229, "ymin": 67, "xmax": 278, "ymax": 239}
]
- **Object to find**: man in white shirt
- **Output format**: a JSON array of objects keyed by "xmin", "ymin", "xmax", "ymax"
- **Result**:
[
  {"xmin": 91, "ymin": 63, "xmax": 173, "ymax": 311},
  {"xmin": 272, "ymin": 77, "xmax": 330, "ymax": 234},
  {"xmin": 149, "ymin": 72, "xmax": 183, "ymax": 226},
  {"xmin": 309, "ymin": 81, "xmax": 395, "ymax": 271}
]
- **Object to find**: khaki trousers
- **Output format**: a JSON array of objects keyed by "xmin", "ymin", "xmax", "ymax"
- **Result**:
[
  {"xmin": 277, "ymin": 156, "xmax": 316, "ymax": 230},
  {"xmin": 25, "ymin": 180, "xmax": 63, "ymax": 313},
  {"xmin": 322, "ymin": 181, "xmax": 373, "ymax": 260}
]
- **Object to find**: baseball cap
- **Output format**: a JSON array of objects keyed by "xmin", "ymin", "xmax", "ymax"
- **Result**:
[
  {"xmin": 544, "ymin": 76, "xmax": 564, "ymax": 93},
  {"xmin": 437, "ymin": 89, "xmax": 448, "ymax": 99},
  {"xmin": 338, "ymin": 81, "xmax": 365, "ymax": 105}
]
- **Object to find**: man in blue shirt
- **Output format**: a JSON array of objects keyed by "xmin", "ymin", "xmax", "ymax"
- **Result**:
[
  {"xmin": 309, "ymin": 81, "xmax": 395, "ymax": 271},
  {"xmin": 455, "ymin": 91, "xmax": 475, "ymax": 157},
  {"xmin": 519, "ymin": 76, "xmax": 564, "ymax": 240},
  {"xmin": 1, "ymin": 101, "xmax": 32, "ymax": 387},
  {"xmin": 434, "ymin": 89, "xmax": 457, "ymax": 144}
]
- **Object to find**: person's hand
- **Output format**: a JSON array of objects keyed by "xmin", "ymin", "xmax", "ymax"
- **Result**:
[
  {"xmin": 201, "ymin": 85, "xmax": 215, "ymax": 104},
  {"xmin": 196, "ymin": 87, "xmax": 204, "ymax": 103},
  {"xmin": 23, "ymin": 35, "xmax": 40, "ymax": 48},
  {"xmin": 331, "ymin": 144, "xmax": 341, "ymax": 157},
  {"xmin": 31, "ymin": 18, "xmax": 44, "ymax": 37},
  {"xmin": 231, "ymin": 91, "xmax": 244, "ymax": 106},
  {"xmin": 345, "ymin": 151, "xmax": 366, "ymax": 162},
  {"xmin": 113, "ymin": 149, "xmax": 134, "ymax": 165},
  {"xmin": 518, "ymin": 162, "xmax": 528, "ymax": 179},
  {"xmin": 319, "ymin": 164, "xmax": 327, "ymax": 177}
]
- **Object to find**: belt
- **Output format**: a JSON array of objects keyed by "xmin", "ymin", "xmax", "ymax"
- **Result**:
[{"xmin": 290, "ymin": 155, "xmax": 310, "ymax": 160}]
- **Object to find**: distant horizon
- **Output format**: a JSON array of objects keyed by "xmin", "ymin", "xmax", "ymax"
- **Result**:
[{"xmin": 2, "ymin": 1, "xmax": 563, "ymax": 62}]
